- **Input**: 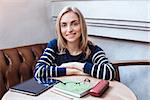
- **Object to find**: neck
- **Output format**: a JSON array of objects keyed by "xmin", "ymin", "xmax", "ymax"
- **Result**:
[{"xmin": 67, "ymin": 41, "xmax": 81, "ymax": 55}]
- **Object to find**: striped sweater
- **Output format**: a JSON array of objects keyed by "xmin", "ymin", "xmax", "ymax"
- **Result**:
[{"xmin": 34, "ymin": 39, "xmax": 116, "ymax": 84}]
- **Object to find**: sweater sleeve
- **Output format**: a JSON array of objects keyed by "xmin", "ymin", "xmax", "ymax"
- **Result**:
[
  {"xmin": 83, "ymin": 46, "xmax": 116, "ymax": 80},
  {"xmin": 34, "ymin": 39, "xmax": 66, "ymax": 84}
]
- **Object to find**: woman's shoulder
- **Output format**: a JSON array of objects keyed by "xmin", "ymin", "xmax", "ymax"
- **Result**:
[
  {"xmin": 47, "ymin": 38, "xmax": 58, "ymax": 49},
  {"xmin": 88, "ymin": 41, "xmax": 103, "ymax": 52}
]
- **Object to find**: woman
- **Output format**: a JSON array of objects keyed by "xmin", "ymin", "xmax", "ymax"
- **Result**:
[{"xmin": 34, "ymin": 6, "xmax": 116, "ymax": 84}]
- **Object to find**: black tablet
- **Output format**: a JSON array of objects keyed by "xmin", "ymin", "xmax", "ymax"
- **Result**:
[{"xmin": 10, "ymin": 78, "xmax": 59, "ymax": 96}]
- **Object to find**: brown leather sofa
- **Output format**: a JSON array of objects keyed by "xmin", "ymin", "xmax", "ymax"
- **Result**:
[{"xmin": 0, "ymin": 43, "xmax": 47, "ymax": 99}]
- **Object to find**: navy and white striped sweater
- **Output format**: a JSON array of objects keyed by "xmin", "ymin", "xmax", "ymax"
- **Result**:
[{"xmin": 34, "ymin": 39, "xmax": 116, "ymax": 84}]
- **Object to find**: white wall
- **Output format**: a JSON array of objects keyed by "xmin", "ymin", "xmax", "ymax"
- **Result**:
[
  {"xmin": 0, "ymin": 0, "xmax": 52, "ymax": 49},
  {"xmin": 49, "ymin": 0, "xmax": 150, "ymax": 61}
]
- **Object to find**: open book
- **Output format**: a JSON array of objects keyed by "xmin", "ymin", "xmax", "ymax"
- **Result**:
[
  {"xmin": 52, "ymin": 79, "xmax": 93, "ymax": 98},
  {"xmin": 10, "ymin": 78, "xmax": 59, "ymax": 96}
]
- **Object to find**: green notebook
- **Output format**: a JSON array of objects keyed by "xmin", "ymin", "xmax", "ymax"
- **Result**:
[{"xmin": 53, "ymin": 80, "xmax": 92, "ymax": 98}]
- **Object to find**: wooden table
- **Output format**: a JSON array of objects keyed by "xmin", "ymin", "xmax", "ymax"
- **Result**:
[{"xmin": 2, "ymin": 75, "xmax": 137, "ymax": 100}]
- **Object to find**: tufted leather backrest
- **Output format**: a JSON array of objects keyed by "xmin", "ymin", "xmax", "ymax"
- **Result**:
[{"xmin": 0, "ymin": 43, "xmax": 47, "ymax": 99}]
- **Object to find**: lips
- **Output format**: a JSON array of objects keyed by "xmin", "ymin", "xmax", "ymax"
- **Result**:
[
  {"xmin": 66, "ymin": 33, "xmax": 76, "ymax": 36},
  {"xmin": 66, "ymin": 33, "xmax": 77, "ymax": 39}
]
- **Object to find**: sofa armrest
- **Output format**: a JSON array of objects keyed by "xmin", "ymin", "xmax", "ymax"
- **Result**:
[{"xmin": 112, "ymin": 60, "xmax": 150, "ymax": 81}]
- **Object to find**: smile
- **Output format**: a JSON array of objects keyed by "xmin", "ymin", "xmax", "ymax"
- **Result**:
[{"xmin": 66, "ymin": 33, "xmax": 76, "ymax": 36}]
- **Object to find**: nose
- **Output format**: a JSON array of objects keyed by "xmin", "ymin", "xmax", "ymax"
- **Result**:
[{"xmin": 67, "ymin": 25, "xmax": 73, "ymax": 32}]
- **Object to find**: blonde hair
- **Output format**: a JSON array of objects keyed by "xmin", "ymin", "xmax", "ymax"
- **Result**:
[{"xmin": 56, "ymin": 6, "xmax": 91, "ymax": 58}]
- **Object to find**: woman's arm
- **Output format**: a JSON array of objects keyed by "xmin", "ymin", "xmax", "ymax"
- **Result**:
[
  {"xmin": 34, "ymin": 47, "xmax": 66, "ymax": 84},
  {"xmin": 34, "ymin": 39, "xmax": 68, "ymax": 84},
  {"xmin": 84, "ymin": 49, "xmax": 116, "ymax": 80}
]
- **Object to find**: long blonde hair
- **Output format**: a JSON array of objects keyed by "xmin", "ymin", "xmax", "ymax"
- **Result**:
[{"xmin": 56, "ymin": 6, "xmax": 91, "ymax": 58}]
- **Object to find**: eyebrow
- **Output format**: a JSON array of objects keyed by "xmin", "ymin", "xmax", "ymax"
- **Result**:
[{"xmin": 60, "ymin": 20, "xmax": 79, "ymax": 24}]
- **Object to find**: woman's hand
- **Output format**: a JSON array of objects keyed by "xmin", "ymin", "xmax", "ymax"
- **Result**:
[
  {"xmin": 66, "ymin": 68, "xmax": 87, "ymax": 75},
  {"xmin": 60, "ymin": 62, "xmax": 87, "ymax": 75},
  {"xmin": 60, "ymin": 62, "xmax": 85, "ymax": 71}
]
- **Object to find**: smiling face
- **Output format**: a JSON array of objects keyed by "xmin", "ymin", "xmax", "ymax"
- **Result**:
[{"xmin": 60, "ymin": 11, "xmax": 81, "ymax": 44}]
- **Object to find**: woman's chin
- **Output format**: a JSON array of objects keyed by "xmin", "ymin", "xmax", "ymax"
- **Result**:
[
  {"xmin": 66, "ymin": 38, "xmax": 77, "ymax": 43},
  {"xmin": 67, "ymin": 40, "xmax": 76, "ymax": 43}
]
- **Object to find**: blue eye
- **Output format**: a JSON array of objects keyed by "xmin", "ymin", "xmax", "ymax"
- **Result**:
[
  {"xmin": 61, "ymin": 24, "xmax": 67, "ymax": 27},
  {"xmin": 73, "ymin": 22, "xmax": 79, "ymax": 26}
]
